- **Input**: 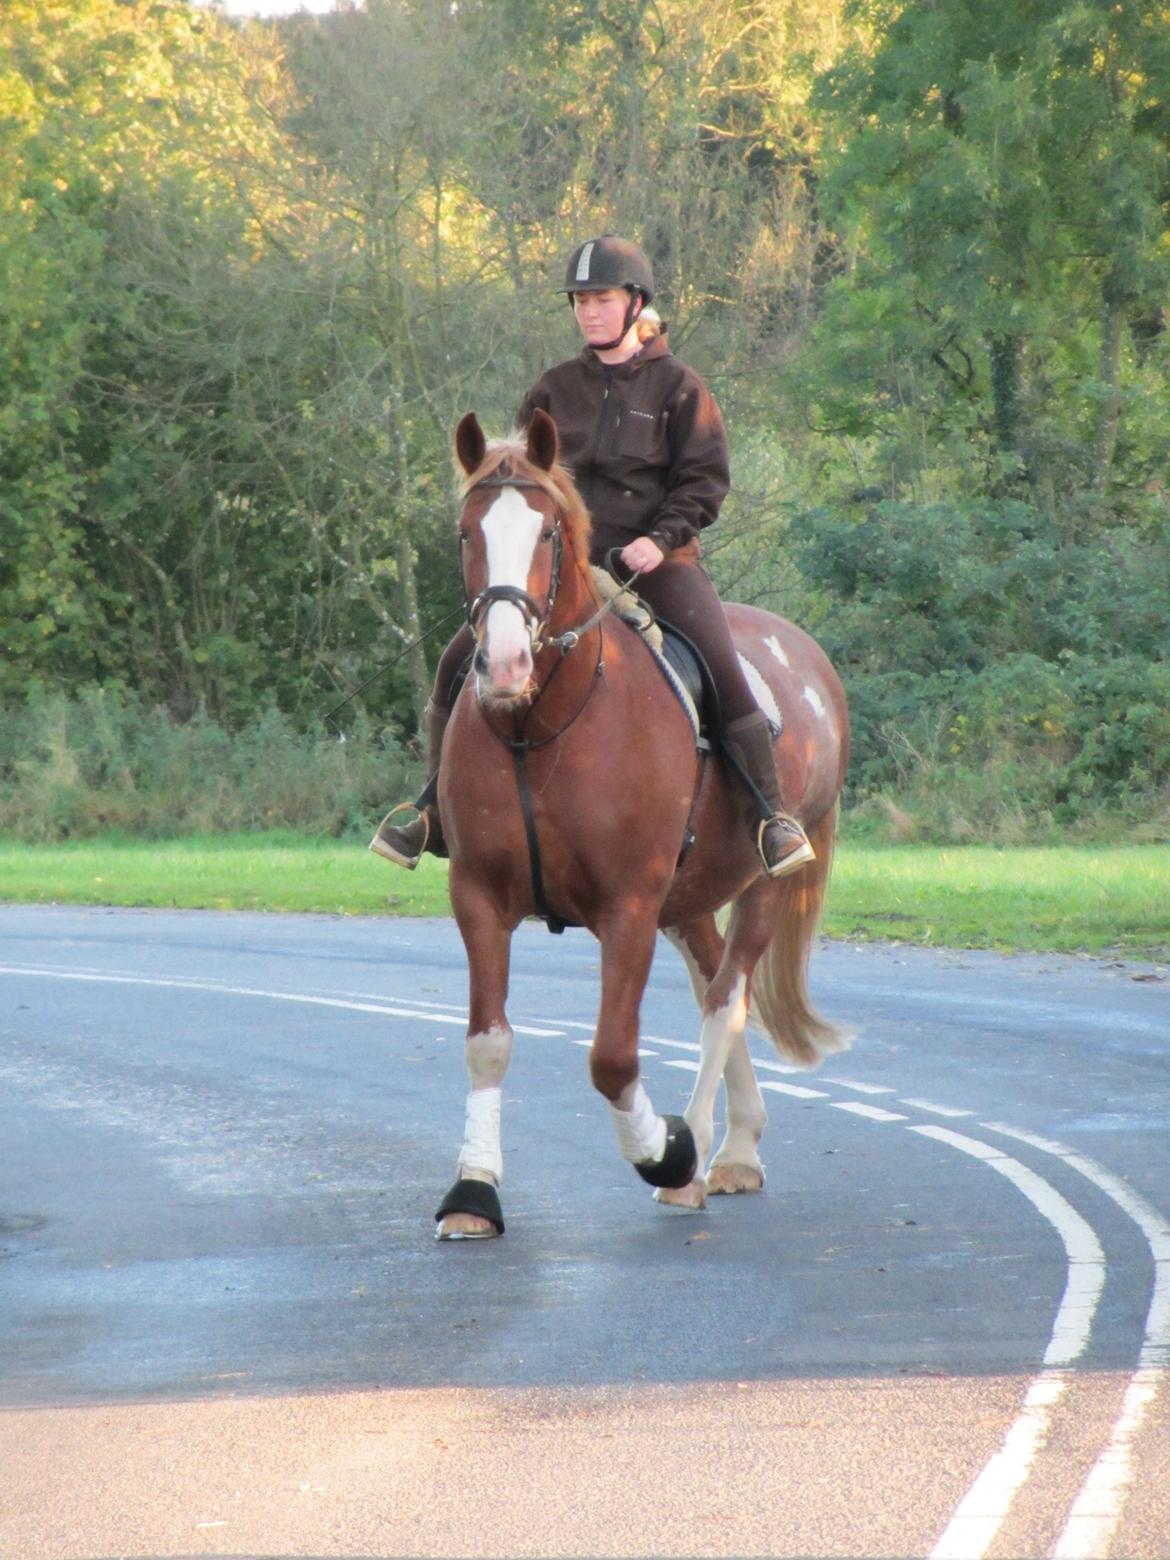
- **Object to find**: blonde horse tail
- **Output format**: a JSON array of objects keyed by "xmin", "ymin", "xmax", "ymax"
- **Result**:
[{"xmin": 750, "ymin": 805, "xmax": 854, "ymax": 1067}]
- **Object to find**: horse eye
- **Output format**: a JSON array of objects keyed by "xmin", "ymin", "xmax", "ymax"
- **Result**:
[
  {"xmin": 541, "ymin": 527, "xmax": 555, "ymax": 543},
  {"xmin": 458, "ymin": 530, "xmax": 469, "ymax": 545}
]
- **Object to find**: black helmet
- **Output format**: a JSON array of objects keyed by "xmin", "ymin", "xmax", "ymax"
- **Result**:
[{"xmin": 560, "ymin": 235, "xmax": 654, "ymax": 303}]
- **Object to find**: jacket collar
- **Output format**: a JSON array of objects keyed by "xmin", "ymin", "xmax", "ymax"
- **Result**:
[{"xmin": 579, "ymin": 333, "xmax": 671, "ymax": 376}]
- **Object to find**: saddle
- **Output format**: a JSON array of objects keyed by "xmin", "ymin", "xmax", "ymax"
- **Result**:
[{"xmin": 590, "ymin": 566, "xmax": 715, "ymax": 746}]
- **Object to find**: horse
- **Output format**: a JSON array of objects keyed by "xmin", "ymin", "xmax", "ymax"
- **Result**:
[{"xmin": 432, "ymin": 408, "xmax": 851, "ymax": 1239}]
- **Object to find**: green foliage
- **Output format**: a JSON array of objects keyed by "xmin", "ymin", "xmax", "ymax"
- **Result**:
[
  {"xmin": 0, "ymin": 686, "xmax": 417, "ymax": 841},
  {"xmin": 1, "ymin": 0, "xmax": 1168, "ymax": 839}
]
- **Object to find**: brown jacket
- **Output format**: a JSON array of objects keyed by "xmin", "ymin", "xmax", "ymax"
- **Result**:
[{"xmin": 517, "ymin": 334, "xmax": 730, "ymax": 561}]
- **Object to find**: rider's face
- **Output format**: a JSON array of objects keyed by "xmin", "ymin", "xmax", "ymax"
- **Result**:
[{"xmin": 573, "ymin": 287, "xmax": 634, "ymax": 346}]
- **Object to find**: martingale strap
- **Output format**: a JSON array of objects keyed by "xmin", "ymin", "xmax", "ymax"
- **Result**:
[{"xmin": 511, "ymin": 746, "xmax": 573, "ymax": 935}]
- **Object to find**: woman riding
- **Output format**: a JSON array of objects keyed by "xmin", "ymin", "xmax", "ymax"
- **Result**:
[{"xmin": 371, "ymin": 233, "xmax": 814, "ymax": 878}]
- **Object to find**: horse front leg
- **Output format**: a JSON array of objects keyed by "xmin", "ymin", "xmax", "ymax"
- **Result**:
[
  {"xmin": 439, "ymin": 881, "xmax": 514, "ymax": 1240},
  {"xmin": 592, "ymin": 907, "xmax": 698, "ymax": 1195}
]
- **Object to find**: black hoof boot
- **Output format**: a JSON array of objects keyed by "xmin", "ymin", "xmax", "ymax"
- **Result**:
[
  {"xmin": 435, "ymin": 1177, "xmax": 505, "ymax": 1239},
  {"xmin": 634, "ymin": 1115, "xmax": 698, "ymax": 1190}
]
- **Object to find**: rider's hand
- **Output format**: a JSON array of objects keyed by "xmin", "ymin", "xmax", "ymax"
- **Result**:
[{"xmin": 620, "ymin": 537, "xmax": 665, "ymax": 575}]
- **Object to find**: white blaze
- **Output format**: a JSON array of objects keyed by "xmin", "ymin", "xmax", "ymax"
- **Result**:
[{"xmin": 479, "ymin": 487, "xmax": 545, "ymax": 690}]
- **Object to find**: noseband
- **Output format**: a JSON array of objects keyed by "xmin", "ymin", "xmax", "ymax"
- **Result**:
[{"xmin": 463, "ymin": 472, "xmax": 564, "ymax": 651}]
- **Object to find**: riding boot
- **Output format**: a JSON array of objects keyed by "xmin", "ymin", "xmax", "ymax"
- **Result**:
[
  {"xmin": 369, "ymin": 701, "xmax": 450, "ymax": 869},
  {"xmin": 722, "ymin": 711, "xmax": 816, "ymax": 879}
]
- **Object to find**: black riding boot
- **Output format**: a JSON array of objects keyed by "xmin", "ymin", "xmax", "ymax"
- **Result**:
[
  {"xmin": 369, "ymin": 701, "xmax": 450, "ymax": 869},
  {"xmin": 722, "ymin": 711, "xmax": 815, "ymax": 878}
]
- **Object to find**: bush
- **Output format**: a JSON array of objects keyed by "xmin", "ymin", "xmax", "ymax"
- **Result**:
[{"xmin": 0, "ymin": 686, "xmax": 419, "ymax": 841}]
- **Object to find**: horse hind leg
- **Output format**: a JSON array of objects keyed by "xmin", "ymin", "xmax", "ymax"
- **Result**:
[
  {"xmin": 706, "ymin": 1031, "xmax": 767, "ymax": 1195},
  {"xmin": 658, "ymin": 896, "xmax": 774, "ymax": 1207}
]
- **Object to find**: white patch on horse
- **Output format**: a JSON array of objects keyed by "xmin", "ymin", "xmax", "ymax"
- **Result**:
[
  {"xmin": 803, "ymin": 684, "xmax": 827, "ymax": 719},
  {"xmin": 737, "ymin": 652, "xmax": 783, "ymax": 729},
  {"xmin": 764, "ymin": 634, "xmax": 790, "ymax": 670},
  {"xmin": 480, "ymin": 487, "xmax": 544, "ymax": 684}
]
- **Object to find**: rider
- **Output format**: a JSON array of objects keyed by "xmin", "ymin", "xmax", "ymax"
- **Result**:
[{"xmin": 370, "ymin": 233, "xmax": 814, "ymax": 878}]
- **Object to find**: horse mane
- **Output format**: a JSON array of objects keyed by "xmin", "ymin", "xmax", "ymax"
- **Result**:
[{"xmin": 461, "ymin": 436, "xmax": 596, "ymax": 582}]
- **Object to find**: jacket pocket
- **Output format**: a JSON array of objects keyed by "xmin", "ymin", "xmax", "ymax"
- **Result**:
[{"xmin": 616, "ymin": 405, "xmax": 665, "ymax": 461}]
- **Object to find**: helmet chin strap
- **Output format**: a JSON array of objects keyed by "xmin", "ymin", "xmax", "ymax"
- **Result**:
[{"xmin": 587, "ymin": 291, "xmax": 644, "ymax": 354}]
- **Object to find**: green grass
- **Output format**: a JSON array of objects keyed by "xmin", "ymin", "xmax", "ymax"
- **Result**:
[
  {"xmin": 1, "ymin": 834, "xmax": 1167, "ymax": 962},
  {"xmin": 824, "ymin": 844, "xmax": 1170, "ymax": 961}
]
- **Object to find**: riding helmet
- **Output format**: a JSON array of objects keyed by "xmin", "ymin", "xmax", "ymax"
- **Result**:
[{"xmin": 560, "ymin": 235, "xmax": 655, "ymax": 303}]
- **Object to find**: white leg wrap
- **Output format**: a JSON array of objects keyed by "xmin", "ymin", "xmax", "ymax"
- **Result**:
[
  {"xmin": 458, "ymin": 1087, "xmax": 503, "ymax": 1183},
  {"xmin": 609, "ymin": 1082, "xmax": 667, "ymax": 1165}
]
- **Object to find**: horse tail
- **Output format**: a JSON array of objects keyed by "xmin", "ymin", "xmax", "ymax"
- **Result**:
[{"xmin": 750, "ymin": 805, "xmax": 854, "ymax": 1067}]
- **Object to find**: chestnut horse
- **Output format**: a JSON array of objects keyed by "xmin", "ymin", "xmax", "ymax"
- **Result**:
[{"xmin": 433, "ymin": 409, "xmax": 851, "ymax": 1239}]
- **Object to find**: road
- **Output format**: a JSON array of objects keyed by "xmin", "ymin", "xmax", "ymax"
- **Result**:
[{"xmin": 1, "ymin": 904, "xmax": 1167, "ymax": 1559}]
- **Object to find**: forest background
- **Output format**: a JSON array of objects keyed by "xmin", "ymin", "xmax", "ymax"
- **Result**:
[{"xmin": 2, "ymin": 0, "xmax": 1169, "ymax": 847}]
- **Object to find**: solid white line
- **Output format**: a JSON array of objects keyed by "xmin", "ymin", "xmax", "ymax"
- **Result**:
[
  {"xmin": 832, "ymin": 1101, "xmax": 907, "ymax": 1123},
  {"xmin": 0, "ymin": 965, "xmax": 566, "ymax": 1035},
  {"xmin": 663, "ymin": 1058, "xmax": 701, "ymax": 1074},
  {"xmin": 985, "ymin": 1122, "xmax": 1170, "ymax": 1560},
  {"xmin": 900, "ymin": 1098, "xmax": 974, "ymax": 1118},
  {"xmin": 759, "ymin": 1080, "xmax": 828, "ymax": 1100},
  {"xmin": 913, "ymin": 1125, "xmax": 1107, "ymax": 1560}
]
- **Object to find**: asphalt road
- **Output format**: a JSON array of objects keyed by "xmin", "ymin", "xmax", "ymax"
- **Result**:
[{"xmin": 1, "ymin": 904, "xmax": 1168, "ymax": 1559}]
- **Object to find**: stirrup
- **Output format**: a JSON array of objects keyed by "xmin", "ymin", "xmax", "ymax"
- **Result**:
[
  {"xmin": 757, "ymin": 813, "xmax": 815, "ymax": 879},
  {"xmin": 369, "ymin": 802, "xmax": 430, "ymax": 869}
]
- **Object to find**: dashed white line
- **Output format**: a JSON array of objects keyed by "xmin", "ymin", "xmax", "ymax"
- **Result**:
[
  {"xmin": 832, "ymin": 1101, "xmax": 908, "ymax": 1123},
  {"xmin": 759, "ymin": 1080, "xmax": 828, "ymax": 1101}
]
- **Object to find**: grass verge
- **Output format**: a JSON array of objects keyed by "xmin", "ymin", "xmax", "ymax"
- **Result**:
[{"xmin": 1, "ymin": 834, "xmax": 1167, "ymax": 962}]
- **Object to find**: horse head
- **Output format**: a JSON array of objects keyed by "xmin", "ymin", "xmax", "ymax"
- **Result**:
[{"xmin": 454, "ymin": 410, "xmax": 593, "ymax": 706}]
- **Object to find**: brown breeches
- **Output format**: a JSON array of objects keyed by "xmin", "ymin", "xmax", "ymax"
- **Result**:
[{"xmin": 431, "ymin": 541, "xmax": 757, "ymax": 726}]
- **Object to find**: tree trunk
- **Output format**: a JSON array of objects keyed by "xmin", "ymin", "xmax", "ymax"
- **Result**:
[{"xmin": 1092, "ymin": 278, "xmax": 1126, "ymax": 496}]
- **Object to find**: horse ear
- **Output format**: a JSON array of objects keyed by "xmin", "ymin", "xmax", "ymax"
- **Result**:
[
  {"xmin": 525, "ymin": 408, "xmax": 559, "ymax": 472},
  {"xmin": 455, "ymin": 413, "xmax": 486, "ymax": 475}
]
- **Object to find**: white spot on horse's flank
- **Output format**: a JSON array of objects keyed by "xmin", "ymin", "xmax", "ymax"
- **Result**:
[
  {"xmin": 764, "ymin": 635, "xmax": 790, "ymax": 670},
  {"xmin": 737, "ymin": 654, "xmax": 782, "ymax": 729},
  {"xmin": 803, "ymin": 685, "xmax": 827, "ymax": 719}
]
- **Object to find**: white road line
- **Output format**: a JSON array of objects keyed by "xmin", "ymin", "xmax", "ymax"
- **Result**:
[
  {"xmin": 0, "ymin": 965, "xmax": 565, "ymax": 1036},
  {"xmin": 832, "ymin": 1101, "xmax": 908, "ymax": 1123},
  {"xmin": 759, "ymin": 1080, "xmax": 828, "ymax": 1101},
  {"xmin": 900, "ymin": 1098, "xmax": 974, "ymax": 1118},
  {"xmin": 985, "ymin": 1123, "xmax": 1170, "ymax": 1560},
  {"xmin": 913, "ymin": 1125, "xmax": 1107, "ymax": 1560},
  {"xmin": 663, "ymin": 1059, "xmax": 701, "ymax": 1073},
  {"xmin": 830, "ymin": 1078, "xmax": 898, "ymax": 1096}
]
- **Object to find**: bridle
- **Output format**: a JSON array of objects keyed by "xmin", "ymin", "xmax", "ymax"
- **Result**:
[
  {"xmin": 461, "ymin": 469, "xmax": 640, "ymax": 662},
  {"xmin": 462, "ymin": 472, "xmax": 564, "ymax": 655}
]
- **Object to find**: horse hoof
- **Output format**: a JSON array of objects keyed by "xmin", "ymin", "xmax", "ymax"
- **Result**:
[
  {"xmin": 654, "ymin": 1179, "xmax": 708, "ymax": 1211},
  {"xmin": 707, "ymin": 1163, "xmax": 765, "ymax": 1196},
  {"xmin": 434, "ymin": 1176, "xmax": 504, "ymax": 1238},
  {"xmin": 436, "ymin": 1212, "xmax": 500, "ymax": 1240}
]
